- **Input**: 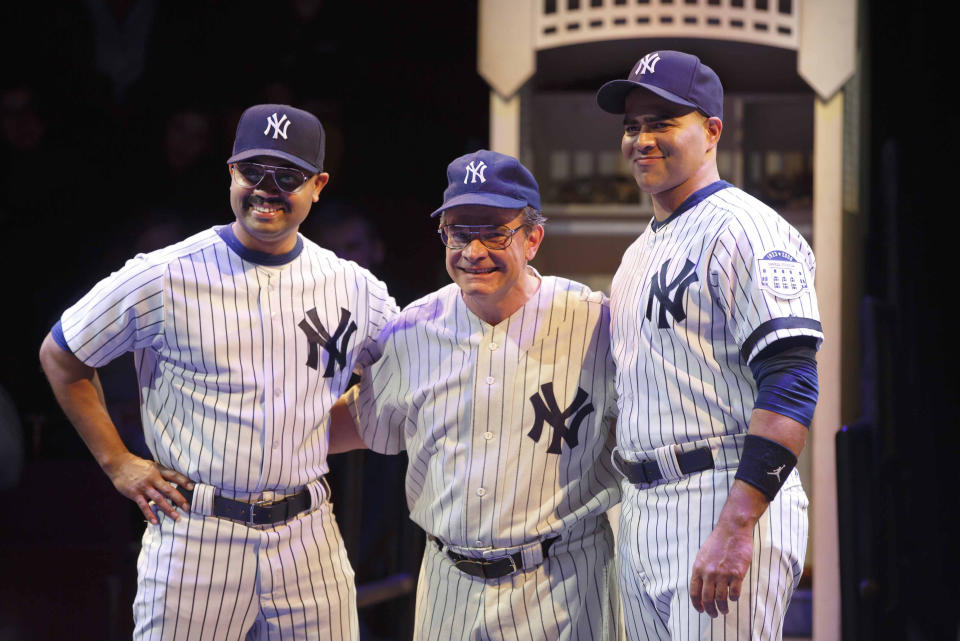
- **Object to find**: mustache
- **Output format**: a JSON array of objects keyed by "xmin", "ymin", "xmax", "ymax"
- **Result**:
[{"xmin": 245, "ymin": 194, "xmax": 289, "ymax": 210}]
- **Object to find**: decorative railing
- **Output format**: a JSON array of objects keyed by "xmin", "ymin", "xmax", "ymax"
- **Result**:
[{"xmin": 534, "ymin": 0, "xmax": 799, "ymax": 51}]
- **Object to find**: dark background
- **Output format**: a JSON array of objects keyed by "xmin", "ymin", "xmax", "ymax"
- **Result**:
[{"xmin": 0, "ymin": 0, "xmax": 956, "ymax": 639}]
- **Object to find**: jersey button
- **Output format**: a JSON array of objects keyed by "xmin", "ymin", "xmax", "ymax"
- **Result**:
[
  {"xmin": 483, "ymin": 431, "xmax": 494, "ymax": 440},
  {"xmin": 476, "ymin": 488, "xmax": 486, "ymax": 497},
  {"xmin": 485, "ymin": 376, "xmax": 495, "ymax": 385},
  {"xmin": 272, "ymin": 441, "xmax": 280, "ymax": 449},
  {"xmin": 274, "ymin": 389, "xmax": 282, "ymax": 398},
  {"xmin": 488, "ymin": 342, "xmax": 498, "ymax": 351}
]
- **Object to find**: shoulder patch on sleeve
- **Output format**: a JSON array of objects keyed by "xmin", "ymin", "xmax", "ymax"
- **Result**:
[{"xmin": 757, "ymin": 250, "xmax": 810, "ymax": 299}]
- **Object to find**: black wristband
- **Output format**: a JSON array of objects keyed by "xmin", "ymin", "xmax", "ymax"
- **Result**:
[{"xmin": 734, "ymin": 434, "xmax": 798, "ymax": 501}]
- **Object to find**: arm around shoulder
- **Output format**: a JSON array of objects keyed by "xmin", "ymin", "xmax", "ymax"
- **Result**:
[{"xmin": 328, "ymin": 386, "xmax": 368, "ymax": 454}]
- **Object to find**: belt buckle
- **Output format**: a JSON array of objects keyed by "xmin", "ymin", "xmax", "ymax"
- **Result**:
[
  {"xmin": 453, "ymin": 557, "xmax": 484, "ymax": 576},
  {"xmin": 248, "ymin": 496, "xmax": 273, "ymax": 526}
]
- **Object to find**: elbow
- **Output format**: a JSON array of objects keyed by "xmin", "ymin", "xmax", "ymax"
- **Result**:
[
  {"xmin": 38, "ymin": 332, "xmax": 57, "ymax": 373},
  {"xmin": 38, "ymin": 332, "xmax": 91, "ymax": 382}
]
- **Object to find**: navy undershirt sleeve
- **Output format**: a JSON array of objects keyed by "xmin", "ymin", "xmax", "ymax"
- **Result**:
[
  {"xmin": 748, "ymin": 338, "xmax": 819, "ymax": 428},
  {"xmin": 51, "ymin": 320, "xmax": 73, "ymax": 354}
]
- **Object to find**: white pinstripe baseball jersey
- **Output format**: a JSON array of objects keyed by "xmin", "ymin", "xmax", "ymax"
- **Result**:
[
  {"xmin": 611, "ymin": 181, "xmax": 823, "ymax": 454},
  {"xmin": 349, "ymin": 272, "xmax": 620, "ymax": 550},
  {"xmin": 611, "ymin": 180, "xmax": 816, "ymax": 640},
  {"xmin": 58, "ymin": 224, "xmax": 397, "ymax": 497}
]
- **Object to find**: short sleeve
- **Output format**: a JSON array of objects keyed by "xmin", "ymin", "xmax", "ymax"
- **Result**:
[
  {"xmin": 708, "ymin": 217, "xmax": 823, "ymax": 364},
  {"xmin": 353, "ymin": 271, "xmax": 399, "ymax": 372},
  {"xmin": 59, "ymin": 255, "xmax": 167, "ymax": 367},
  {"xmin": 347, "ymin": 319, "xmax": 409, "ymax": 455}
]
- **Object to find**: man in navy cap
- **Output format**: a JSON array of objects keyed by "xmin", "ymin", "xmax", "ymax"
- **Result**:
[
  {"xmin": 329, "ymin": 149, "xmax": 623, "ymax": 640},
  {"xmin": 596, "ymin": 51, "xmax": 821, "ymax": 639},
  {"xmin": 40, "ymin": 104, "xmax": 397, "ymax": 640}
]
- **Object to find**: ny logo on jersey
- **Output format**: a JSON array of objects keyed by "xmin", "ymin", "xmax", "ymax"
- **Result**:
[
  {"xmin": 264, "ymin": 113, "xmax": 291, "ymax": 140},
  {"xmin": 527, "ymin": 383, "xmax": 594, "ymax": 454},
  {"xmin": 646, "ymin": 258, "xmax": 698, "ymax": 329},
  {"xmin": 298, "ymin": 307, "xmax": 357, "ymax": 377},
  {"xmin": 634, "ymin": 52, "xmax": 661, "ymax": 75},
  {"xmin": 463, "ymin": 160, "xmax": 487, "ymax": 184}
]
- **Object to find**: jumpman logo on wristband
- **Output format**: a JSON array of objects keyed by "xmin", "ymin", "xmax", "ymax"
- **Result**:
[{"xmin": 767, "ymin": 465, "xmax": 786, "ymax": 482}]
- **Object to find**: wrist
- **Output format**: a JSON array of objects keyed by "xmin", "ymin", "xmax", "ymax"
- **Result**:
[
  {"xmin": 716, "ymin": 480, "xmax": 768, "ymax": 532},
  {"xmin": 99, "ymin": 448, "xmax": 133, "ymax": 476}
]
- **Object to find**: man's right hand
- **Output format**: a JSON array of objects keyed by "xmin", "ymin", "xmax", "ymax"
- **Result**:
[
  {"xmin": 104, "ymin": 452, "xmax": 194, "ymax": 525},
  {"xmin": 40, "ymin": 333, "xmax": 196, "ymax": 525}
]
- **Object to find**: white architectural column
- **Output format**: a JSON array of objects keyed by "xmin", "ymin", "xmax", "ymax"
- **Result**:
[
  {"xmin": 479, "ymin": 0, "xmax": 533, "ymax": 157},
  {"xmin": 811, "ymin": 91, "xmax": 844, "ymax": 641},
  {"xmin": 489, "ymin": 92, "xmax": 521, "ymax": 158}
]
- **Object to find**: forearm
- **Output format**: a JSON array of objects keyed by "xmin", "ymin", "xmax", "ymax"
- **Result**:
[
  {"xmin": 689, "ymin": 408, "xmax": 810, "ymax": 614},
  {"xmin": 39, "ymin": 332, "xmax": 131, "ymax": 472},
  {"xmin": 718, "ymin": 408, "xmax": 807, "ymax": 528},
  {"xmin": 328, "ymin": 388, "xmax": 367, "ymax": 454}
]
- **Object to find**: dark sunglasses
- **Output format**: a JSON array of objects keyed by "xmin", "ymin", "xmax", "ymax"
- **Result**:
[{"xmin": 232, "ymin": 162, "xmax": 311, "ymax": 193}]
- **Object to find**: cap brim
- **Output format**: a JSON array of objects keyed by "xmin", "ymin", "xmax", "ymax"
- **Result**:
[
  {"xmin": 596, "ymin": 79, "xmax": 700, "ymax": 115},
  {"xmin": 430, "ymin": 192, "xmax": 528, "ymax": 218},
  {"xmin": 227, "ymin": 149, "xmax": 320, "ymax": 174}
]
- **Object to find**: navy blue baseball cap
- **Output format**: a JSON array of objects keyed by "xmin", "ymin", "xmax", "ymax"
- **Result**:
[
  {"xmin": 431, "ymin": 150, "xmax": 541, "ymax": 218},
  {"xmin": 227, "ymin": 104, "xmax": 326, "ymax": 173},
  {"xmin": 596, "ymin": 50, "xmax": 723, "ymax": 119}
]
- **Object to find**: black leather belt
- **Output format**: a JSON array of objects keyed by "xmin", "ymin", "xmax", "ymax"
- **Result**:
[
  {"xmin": 179, "ymin": 483, "xmax": 317, "ymax": 526},
  {"xmin": 614, "ymin": 447, "xmax": 714, "ymax": 484},
  {"xmin": 431, "ymin": 536, "xmax": 559, "ymax": 580}
]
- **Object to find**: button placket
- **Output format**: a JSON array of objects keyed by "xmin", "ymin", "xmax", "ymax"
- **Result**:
[{"xmin": 465, "ymin": 325, "xmax": 498, "ymax": 538}]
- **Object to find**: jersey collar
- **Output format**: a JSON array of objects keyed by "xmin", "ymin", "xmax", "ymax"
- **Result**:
[
  {"xmin": 650, "ymin": 180, "xmax": 733, "ymax": 232},
  {"xmin": 216, "ymin": 225, "xmax": 304, "ymax": 266}
]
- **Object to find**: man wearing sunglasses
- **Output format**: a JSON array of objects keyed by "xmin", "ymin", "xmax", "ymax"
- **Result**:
[
  {"xmin": 39, "ymin": 104, "xmax": 397, "ymax": 640},
  {"xmin": 330, "ymin": 150, "xmax": 622, "ymax": 640}
]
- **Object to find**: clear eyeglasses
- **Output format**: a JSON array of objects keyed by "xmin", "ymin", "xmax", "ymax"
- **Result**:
[{"xmin": 438, "ymin": 223, "xmax": 527, "ymax": 250}]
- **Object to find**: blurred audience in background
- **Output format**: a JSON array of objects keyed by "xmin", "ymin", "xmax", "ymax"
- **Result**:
[{"xmin": 0, "ymin": 2, "xmax": 483, "ymax": 638}]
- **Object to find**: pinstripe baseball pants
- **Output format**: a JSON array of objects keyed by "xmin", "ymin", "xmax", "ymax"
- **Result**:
[
  {"xmin": 133, "ymin": 494, "xmax": 358, "ymax": 641},
  {"xmin": 618, "ymin": 468, "xmax": 808, "ymax": 641},
  {"xmin": 413, "ymin": 517, "xmax": 620, "ymax": 641}
]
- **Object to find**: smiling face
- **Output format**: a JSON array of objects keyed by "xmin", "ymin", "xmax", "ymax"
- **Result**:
[
  {"xmin": 621, "ymin": 89, "xmax": 722, "ymax": 218},
  {"xmin": 441, "ymin": 205, "xmax": 544, "ymax": 325},
  {"xmin": 229, "ymin": 155, "xmax": 329, "ymax": 254}
]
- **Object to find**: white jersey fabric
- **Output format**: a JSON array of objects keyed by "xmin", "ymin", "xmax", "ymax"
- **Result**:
[
  {"xmin": 56, "ymin": 224, "xmax": 398, "ymax": 640},
  {"xmin": 612, "ymin": 181, "xmax": 822, "ymax": 454},
  {"xmin": 59, "ymin": 225, "xmax": 395, "ymax": 497},
  {"xmin": 348, "ymin": 271, "xmax": 622, "ymax": 640},
  {"xmin": 610, "ymin": 181, "xmax": 819, "ymax": 641}
]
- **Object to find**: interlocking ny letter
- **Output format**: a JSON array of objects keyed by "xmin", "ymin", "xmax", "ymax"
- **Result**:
[
  {"xmin": 645, "ymin": 258, "xmax": 698, "ymax": 329},
  {"xmin": 528, "ymin": 383, "xmax": 595, "ymax": 454},
  {"xmin": 298, "ymin": 307, "xmax": 358, "ymax": 377}
]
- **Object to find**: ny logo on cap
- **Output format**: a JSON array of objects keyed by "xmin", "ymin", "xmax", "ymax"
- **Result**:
[
  {"xmin": 264, "ymin": 113, "xmax": 291, "ymax": 140},
  {"xmin": 464, "ymin": 160, "xmax": 487, "ymax": 184},
  {"xmin": 634, "ymin": 52, "xmax": 661, "ymax": 76}
]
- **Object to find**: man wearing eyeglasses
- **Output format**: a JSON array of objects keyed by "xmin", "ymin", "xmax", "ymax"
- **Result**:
[
  {"xmin": 330, "ymin": 150, "xmax": 622, "ymax": 640},
  {"xmin": 39, "ymin": 104, "xmax": 397, "ymax": 640}
]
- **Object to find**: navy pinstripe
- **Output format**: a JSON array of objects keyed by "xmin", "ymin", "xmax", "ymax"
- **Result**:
[
  {"xmin": 611, "ymin": 183, "xmax": 818, "ymax": 640},
  {"xmin": 347, "ymin": 273, "xmax": 622, "ymax": 640},
  {"xmin": 59, "ymin": 225, "xmax": 397, "ymax": 640}
]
